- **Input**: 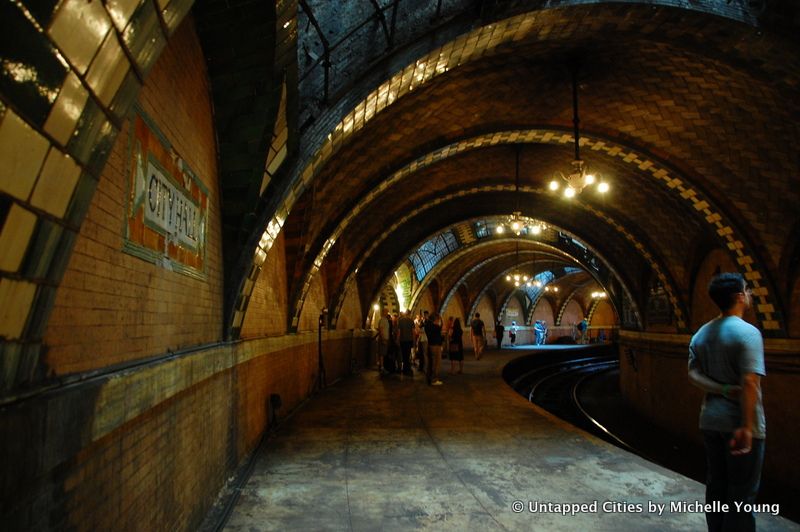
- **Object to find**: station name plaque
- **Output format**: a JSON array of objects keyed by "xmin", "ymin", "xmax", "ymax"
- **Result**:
[{"xmin": 123, "ymin": 107, "xmax": 209, "ymax": 278}]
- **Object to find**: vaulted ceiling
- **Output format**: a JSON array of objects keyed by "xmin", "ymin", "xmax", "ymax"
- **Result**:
[{"xmin": 187, "ymin": 0, "xmax": 800, "ymax": 337}]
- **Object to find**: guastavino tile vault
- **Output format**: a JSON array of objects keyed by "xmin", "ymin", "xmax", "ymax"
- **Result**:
[{"xmin": 0, "ymin": 0, "xmax": 798, "ymax": 530}]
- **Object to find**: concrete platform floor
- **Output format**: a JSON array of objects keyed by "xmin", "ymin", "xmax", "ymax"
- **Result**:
[{"xmin": 222, "ymin": 347, "xmax": 798, "ymax": 531}]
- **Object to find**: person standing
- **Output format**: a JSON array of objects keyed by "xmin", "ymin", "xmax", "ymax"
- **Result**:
[
  {"xmin": 397, "ymin": 311, "xmax": 416, "ymax": 376},
  {"xmin": 533, "ymin": 320, "xmax": 543, "ymax": 346},
  {"xmin": 494, "ymin": 321, "xmax": 505, "ymax": 350},
  {"xmin": 577, "ymin": 317, "xmax": 588, "ymax": 344},
  {"xmin": 470, "ymin": 312, "xmax": 486, "ymax": 360},
  {"xmin": 425, "ymin": 314, "xmax": 444, "ymax": 385},
  {"xmin": 415, "ymin": 311, "xmax": 429, "ymax": 372},
  {"xmin": 448, "ymin": 318, "xmax": 464, "ymax": 375},
  {"xmin": 541, "ymin": 320, "xmax": 549, "ymax": 345},
  {"xmin": 376, "ymin": 311, "xmax": 392, "ymax": 373},
  {"xmin": 443, "ymin": 316, "xmax": 454, "ymax": 361},
  {"xmin": 509, "ymin": 320, "xmax": 517, "ymax": 345},
  {"xmin": 688, "ymin": 272, "xmax": 766, "ymax": 532}
]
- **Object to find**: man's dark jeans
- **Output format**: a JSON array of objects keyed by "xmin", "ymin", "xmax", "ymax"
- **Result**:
[{"xmin": 702, "ymin": 430, "xmax": 765, "ymax": 532}]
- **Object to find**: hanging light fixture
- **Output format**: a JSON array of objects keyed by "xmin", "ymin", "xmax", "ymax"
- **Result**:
[
  {"xmin": 496, "ymin": 147, "xmax": 547, "ymax": 236},
  {"xmin": 505, "ymin": 240, "xmax": 545, "ymax": 289},
  {"xmin": 549, "ymin": 68, "xmax": 610, "ymax": 198},
  {"xmin": 505, "ymin": 239, "xmax": 532, "ymax": 287}
]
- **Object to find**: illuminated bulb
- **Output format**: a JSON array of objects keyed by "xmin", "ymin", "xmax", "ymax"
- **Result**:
[
  {"xmin": 526, "ymin": 281, "xmax": 532, "ymax": 287},
  {"xmin": 534, "ymin": 280, "xmax": 542, "ymax": 288},
  {"xmin": 511, "ymin": 221, "xmax": 520, "ymax": 232},
  {"xmin": 564, "ymin": 187, "xmax": 576, "ymax": 198},
  {"xmin": 514, "ymin": 281, "xmax": 520, "ymax": 287},
  {"xmin": 549, "ymin": 180, "xmax": 560, "ymax": 191},
  {"xmin": 513, "ymin": 274, "xmax": 520, "ymax": 281},
  {"xmin": 531, "ymin": 225, "xmax": 541, "ymax": 235},
  {"xmin": 496, "ymin": 226, "xmax": 505, "ymax": 234},
  {"xmin": 553, "ymin": 287, "xmax": 559, "ymax": 292},
  {"xmin": 506, "ymin": 275, "xmax": 511, "ymax": 281},
  {"xmin": 597, "ymin": 181, "xmax": 610, "ymax": 193},
  {"xmin": 522, "ymin": 275, "xmax": 529, "ymax": 281},
  {"xmin": 585, "ymin": 174, "xmax": 596, "ymax": 185},
  {"xmin": 544, "ymin": 286, "xmax": 550, "ymax": 292},
  {"xmin": 373, "ymin": 304, "xmax": 380, "ymax": 311}
]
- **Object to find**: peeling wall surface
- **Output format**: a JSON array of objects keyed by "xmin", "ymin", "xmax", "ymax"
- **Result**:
[{"xmin": 1, "ymin": 0, "xmax": 798, "ymax": 529}]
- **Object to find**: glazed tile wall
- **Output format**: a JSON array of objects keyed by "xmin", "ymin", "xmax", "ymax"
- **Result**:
[{"xmin": 0, "ymin": 0, "xmax": 193, "ymax": 392}]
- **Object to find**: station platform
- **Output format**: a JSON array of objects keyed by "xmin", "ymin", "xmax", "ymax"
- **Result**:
[{"xmin": 221, "ymin": 347, "xmax": 797, "ymax": 531}]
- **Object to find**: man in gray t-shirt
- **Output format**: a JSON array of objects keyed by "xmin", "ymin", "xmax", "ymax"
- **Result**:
[{"xmin": 688, "ymin": 272, "xmax": 766, "ymax": 532}]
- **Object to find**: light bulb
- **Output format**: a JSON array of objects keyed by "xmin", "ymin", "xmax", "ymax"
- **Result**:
[
  {"xmin": 585, "ymin": 173, "xmax": 596, "ymax": 185},
  {"xmin": 534, "ymin": 281, "xmax": 542, "ymax": 288},
  {"xmin": 598, "ymin": 181, "xmax": 610, "ymax": 193},
  {"xmin": 511, "ymin": 221, "xmax": 520, "ymax": 231},
  {"xmin": 564, "ymin": 187, "xmax": 576, "ymax": 198},
  {"xmin": 549, "ymin": 180, "xmax": 560, "ymax": 191},
  {"xmin": 506, "ymin": 275, "xmax": 511, "ymax": 281},
  {"xmin": 496, "ymin": 226, "xmax": 505, "ymax": 234},
  {"xmin": 531, "ymin": 225, "xmax": 541, "ymax": 235},
  {"xmin": 514, "ymin": 274, "xmax": 520, "ymax": 281},
  {"xmin": 514, "ymin": 281, "xmax": 520, "ymax": 287}
]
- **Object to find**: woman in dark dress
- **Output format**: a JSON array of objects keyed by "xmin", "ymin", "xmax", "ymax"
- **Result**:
[{"xmin": 448, "ymin": 318, "xmax": 464, "ymax": 375}]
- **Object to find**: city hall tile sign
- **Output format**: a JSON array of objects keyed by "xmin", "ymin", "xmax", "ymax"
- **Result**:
[{"xmin": 123, "ymin": 106, "xmax": 209, "ymax": 279}]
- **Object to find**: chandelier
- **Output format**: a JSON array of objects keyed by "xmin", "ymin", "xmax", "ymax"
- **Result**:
[
  {"xmin": 505, "ymin": 239, "xmax": 543, "ymax": 288},
  {"xmin": 549, "ymin": 68, "xmax": 610, "ymax": 198},
  {"xmin": 496, "ymin": 148, "xmax": 547, "ymax": 236}
]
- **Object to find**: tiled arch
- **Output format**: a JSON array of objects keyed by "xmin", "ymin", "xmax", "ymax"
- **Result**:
[
  {"xmin": 344, "ymin": 216, "xmax": 648, "ymax": 333},
  {"xmin": 290, "ymin": 123, "xmax": 773, "ymax": 333},
  {"xmin": 236, "ymin": 2, "xmax": 781, "ymax": 338}
]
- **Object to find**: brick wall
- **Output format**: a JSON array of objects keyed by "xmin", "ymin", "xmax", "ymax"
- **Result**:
[
  {"xmin": 1, "ymin": 332, "xmax": 371, "ymax": 531},
  {"xmin": 42, "ymin": 17, "xmax": 223, "ymax": 375},
  {"xmin": 441, "ymin": 294, "xmax": 465, "ymax": 324},
  {"xmin": 690, "ymin": 248, "xmax": 757, "ymax": 331},
  {"xmin": 0, "ymin": 16, "xmax": 375, "ymax": 531},
  {"xmin": 335, "ymin": 281, "xmax": 363, "ymax": 331},
  {"xmin": 414, "ymin": 288, "xmax": 434, "ymax": 316},
  {"xmin": 241, "ymin": 232, "xmax": 289, "ymax": 337},
  {"xmin": 789, "ymin": 278, "xmax": 800, "ymax": 338},
  {"xmin": 298, "ymin": 269, "xmax": 327, "ymax": 332},
  {"xmin": 474, "ymin": 296, "xmax": 495, "ymax": 326},
  {"xmin": 531, "ymin": 298, "xmax": 554, "ymax": 325},
  {"xmin": 591, "ymin": 300, "xmax": 615, "ymax": 327},
  {"xmin": 61, "ymin": 372, "xmax": 232, "ymax": 531}
]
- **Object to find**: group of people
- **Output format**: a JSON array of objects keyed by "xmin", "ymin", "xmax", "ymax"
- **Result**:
[
  {"xmin": 533, "ymin": 320, "xmax": 549, "ymax": 345},
  {"xmin": 493, "ymin": 320, "xmax": 525, "ymax": 348},
  {"xmin": 490, "ymin": 318, "xmax": 562, "ymax": 349},
  {"xmin": 376, "ymin": 310, "xmax": 468, "ymax": 385},
  {"xmin": 377, "ymin": 271, "xmax": 767, "ymax": 531}
]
